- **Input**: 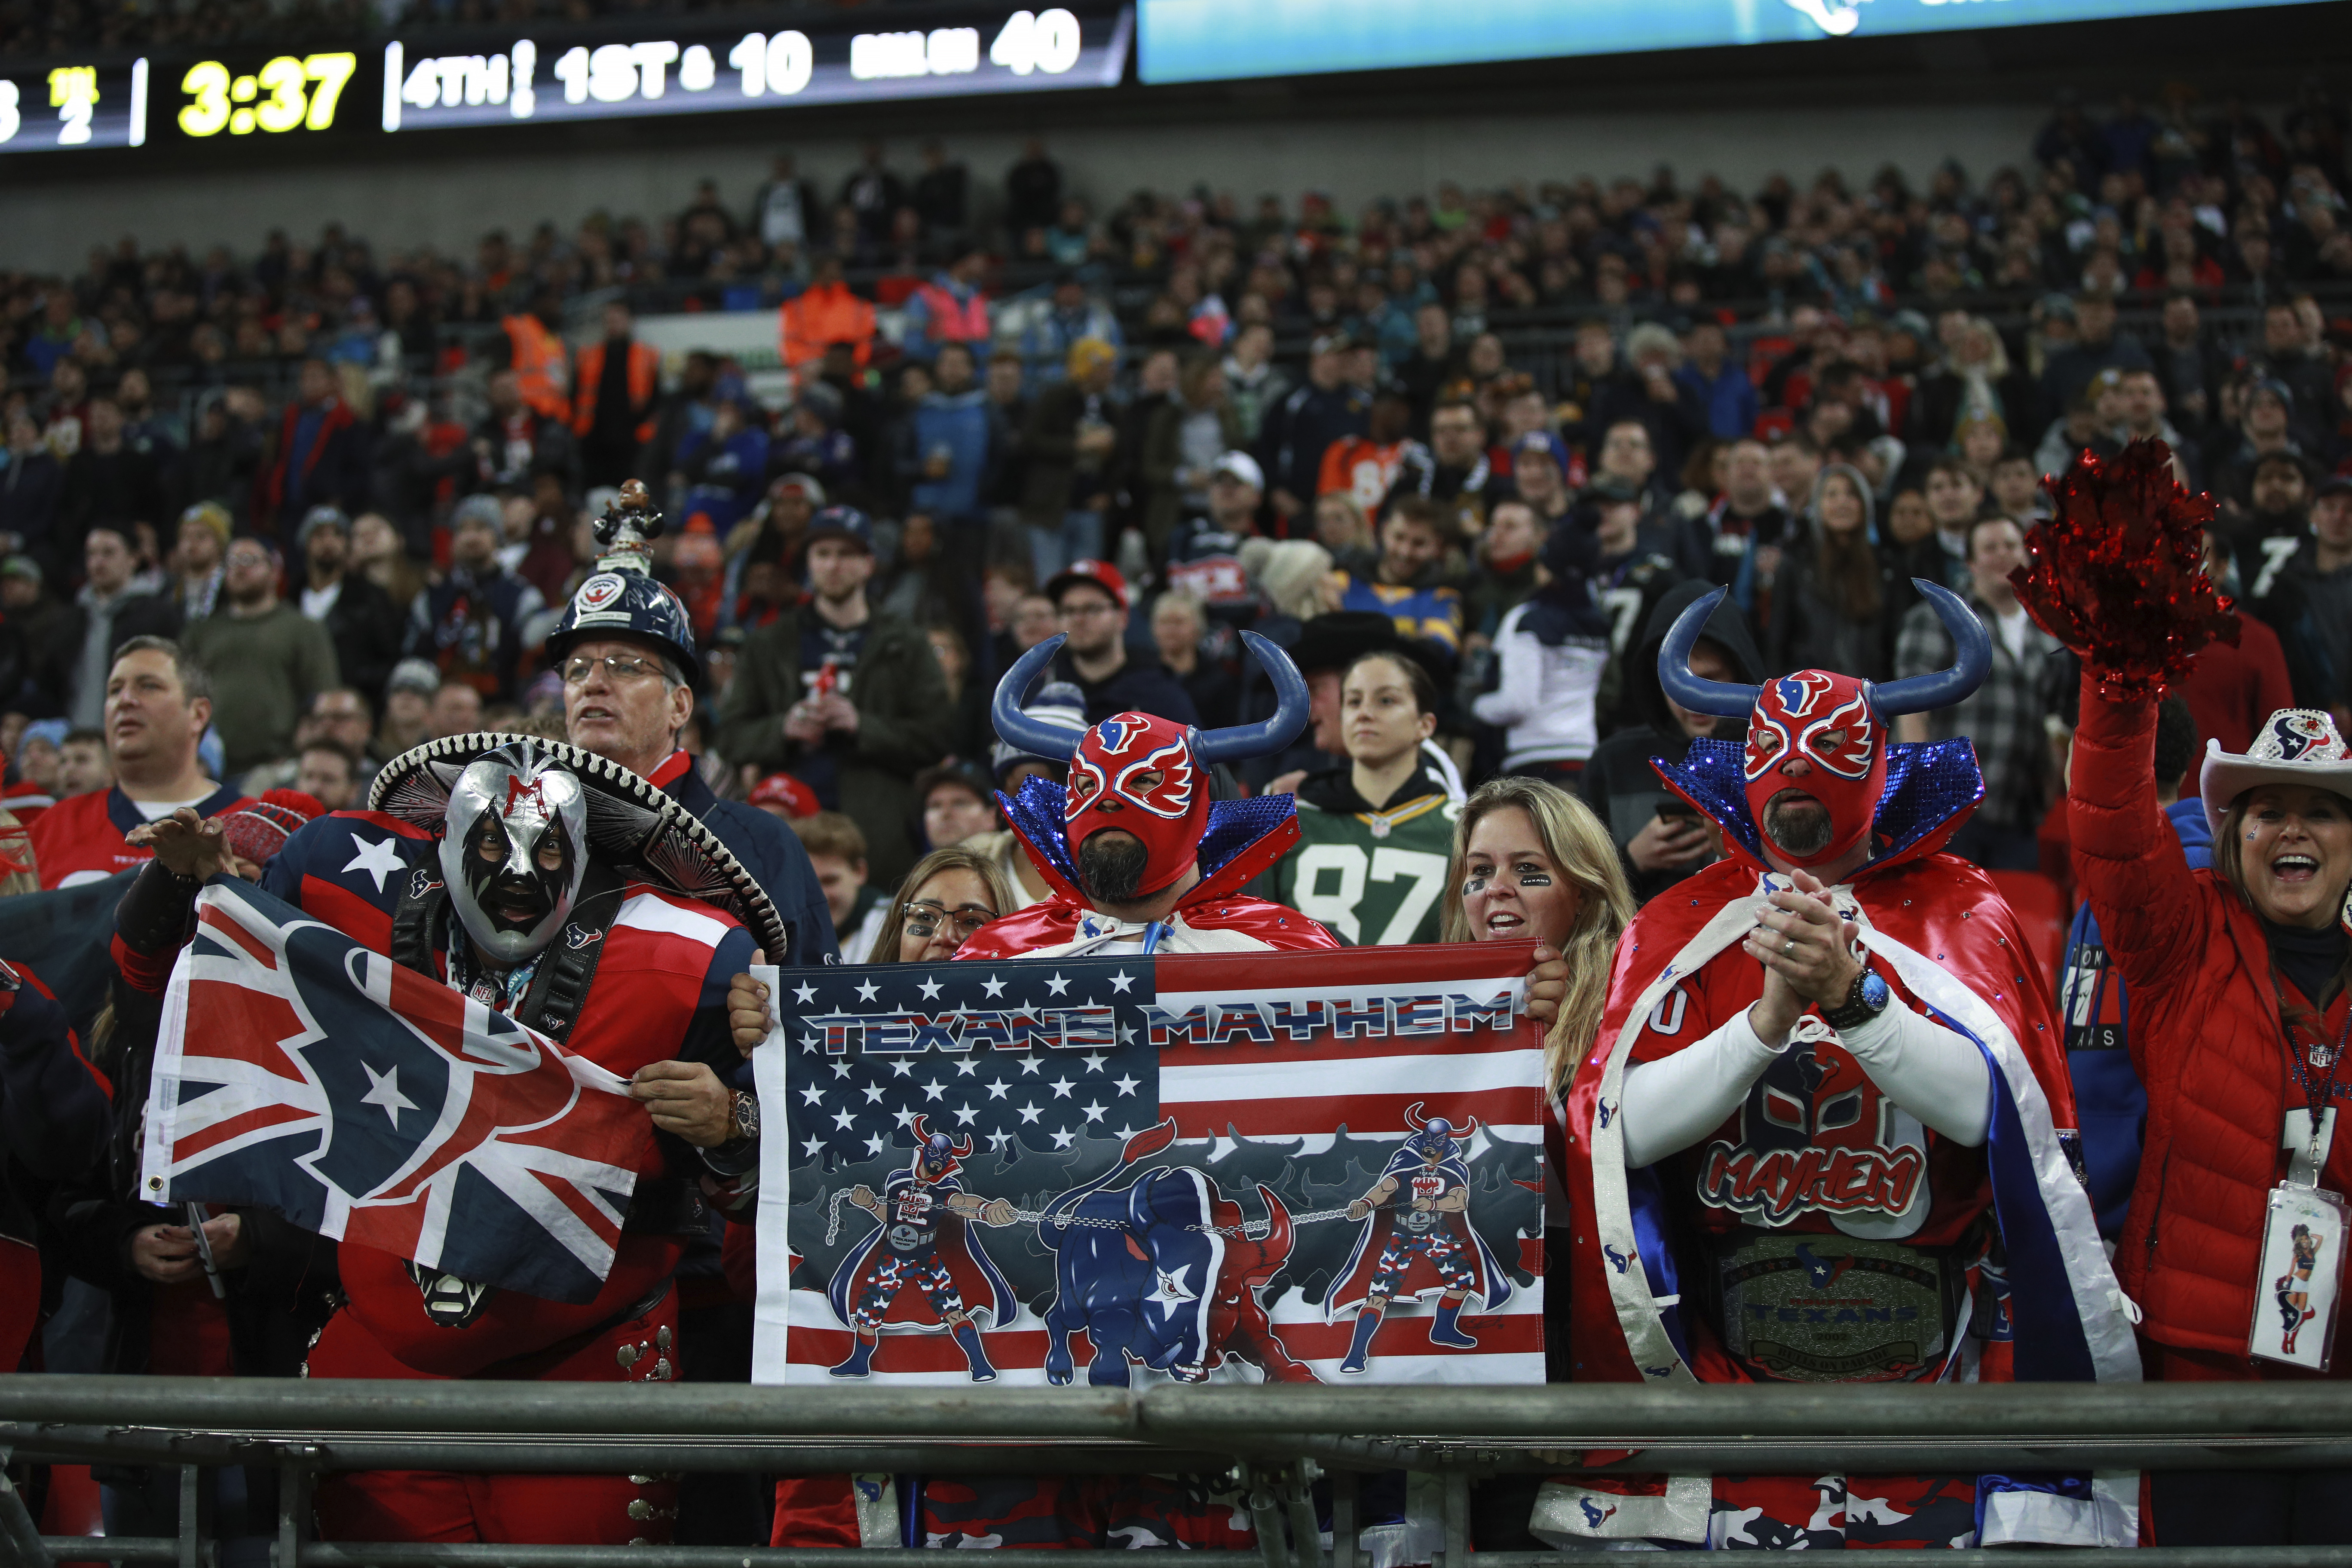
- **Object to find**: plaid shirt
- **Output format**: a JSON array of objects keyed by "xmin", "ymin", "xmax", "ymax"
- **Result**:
[{"xmin": 1894, "ymin": 591, "xmax": 2062, "ymax": 830}]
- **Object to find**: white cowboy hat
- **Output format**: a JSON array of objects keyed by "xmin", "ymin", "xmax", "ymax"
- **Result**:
[{"xmin": 2199, "ymin": 708, "xmax": 2352, "ymax": 837}]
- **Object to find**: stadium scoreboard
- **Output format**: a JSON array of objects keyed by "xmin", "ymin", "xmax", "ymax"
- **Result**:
[
  {"xmin": 1136, "ymin": 0, "xmax": 2339, "ymax": 83},
  {"xmin": 0, "ymin": 4, "xmax": 1129, "ymax": 158}
]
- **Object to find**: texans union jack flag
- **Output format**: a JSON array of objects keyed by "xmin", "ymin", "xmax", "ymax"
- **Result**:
[
  {"xmin": 141, "ymin": 877, "xmax": 655, "ymax": 1303},
  {"xmin": 751, "ymin": 943, "xmax": 1550, "ymax": 1387}
]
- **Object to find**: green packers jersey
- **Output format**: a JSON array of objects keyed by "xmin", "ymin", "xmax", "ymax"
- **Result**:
[{"xmin": 1271, "ymin": 790, "xmax": 1462, "ymax": 946}]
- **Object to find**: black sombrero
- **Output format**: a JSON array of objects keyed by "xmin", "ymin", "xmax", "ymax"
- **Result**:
[{"xmin": 368, "ymin": 731, "xmax": 789, "ymax": 959}]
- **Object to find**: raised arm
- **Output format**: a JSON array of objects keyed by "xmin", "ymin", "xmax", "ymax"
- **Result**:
[
  {"xmin": 2067, "ymin": 677, "xmax": 2204, "ymax": 995},
  {"xmin": 2008, "ymin": 443, "xmax": 2233, "ymax": 998}
]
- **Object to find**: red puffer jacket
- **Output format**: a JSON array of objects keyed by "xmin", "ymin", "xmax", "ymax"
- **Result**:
[{"xmin": 2071, "ymin": 677, "xmax": 2352, "ymax": 1367}]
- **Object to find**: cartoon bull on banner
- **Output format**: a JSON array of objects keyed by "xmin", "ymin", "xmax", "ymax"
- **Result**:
[{"xmin": 1038, "ymin": 1119, "xmax": 1312, "ymax": 1386}]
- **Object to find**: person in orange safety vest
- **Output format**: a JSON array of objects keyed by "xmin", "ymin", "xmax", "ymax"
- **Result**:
[
  {"xmin": 499, "ymin": 289, "xmax": 572, "ymax": 424},
  {"xmin": 779, "ymin": 253, "xmax": 876, "ymax": 371},
  {"xmin": 903, "ymin": 246, "xmax": 992, "ymax": 364},
  {"xmin": 573, "ymin": 300, "xmax": 663, "ymax": 488}
]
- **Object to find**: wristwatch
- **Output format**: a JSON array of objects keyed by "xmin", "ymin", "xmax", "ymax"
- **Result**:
[
  {"xmin": 1821, "ymin": 967, "xmax": 1891, "ymax": 1032},
  {"xmin": 700, "ymin": 1091, "xmax": 763, "ymax": 1178},
  {"xmin": 729, "ymin": 1090, "xmax": 760, "ymax": 1143}
]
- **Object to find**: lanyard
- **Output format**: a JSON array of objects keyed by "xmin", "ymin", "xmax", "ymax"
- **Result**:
[
  {"xmin": 2280, "ymin": 988, "xmax": 2352, "ymax": 1180},
  {"xmin": 446, "ymin": 929, "xmax": 539, "ymax": 1014}
]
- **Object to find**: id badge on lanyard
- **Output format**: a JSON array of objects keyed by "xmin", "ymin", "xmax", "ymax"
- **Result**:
[{"xmin": 2248, "ymin": 1102, "xmax": 2350, "ymax": 1373}]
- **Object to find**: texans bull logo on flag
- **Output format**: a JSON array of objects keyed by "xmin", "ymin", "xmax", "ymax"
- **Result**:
[
  {"xmin": 750, "ymin": 944, "xmax": 1550, "ymax": 1387},
  {"xmin": 140, "ymin": 877, "xmax": 654, "ymax": 1303}
]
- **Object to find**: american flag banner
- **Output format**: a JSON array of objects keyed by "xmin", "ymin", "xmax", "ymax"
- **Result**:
[
  {"xmin": 140, "ymin": 877, "xmax": 655, "ymax": 1303},
  {"xmin": 752, "ymin": 942, "xmax": 1548, "ymax": 1387}
]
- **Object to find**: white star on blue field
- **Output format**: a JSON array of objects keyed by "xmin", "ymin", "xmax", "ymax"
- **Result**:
[{"xmin": 780, "ymin": 959, "xmax": 1158, "ymax": 1168}]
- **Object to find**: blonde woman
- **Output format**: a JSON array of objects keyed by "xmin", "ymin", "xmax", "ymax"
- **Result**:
[
  {"xmin": 1435, "ymin": 775, "xmax": 1631, "ymax": 1399},
  {"xmin": 1439, "ymin": 775, "xmax": 1634, "ymax": 1090}
]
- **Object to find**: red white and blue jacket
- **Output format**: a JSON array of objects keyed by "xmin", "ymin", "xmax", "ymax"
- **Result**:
[
  {"xmin": 260, "ymin": 808, "xmax": 753, "ymax": 1092},
  {"xmin": 255, "ymin": 809, "xmax": 755, "ymax": 1372}
]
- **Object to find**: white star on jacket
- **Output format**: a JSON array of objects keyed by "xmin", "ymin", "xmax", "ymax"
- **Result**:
[{"xmin": 343, "ymin": 833, "xmax": 407, "ymax": 894}]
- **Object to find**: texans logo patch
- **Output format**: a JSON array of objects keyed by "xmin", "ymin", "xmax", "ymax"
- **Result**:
[{"xmin": 574, "ymin": 573, "xmax": 627, "ymax": 613}]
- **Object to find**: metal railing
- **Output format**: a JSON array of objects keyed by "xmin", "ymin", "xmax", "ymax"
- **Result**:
[{"xmin": 8, "ymin": 1375, "xmax": 2352, "ymax": 1565}]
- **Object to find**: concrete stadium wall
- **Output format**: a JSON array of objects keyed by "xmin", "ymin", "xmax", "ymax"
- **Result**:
[{"xmin": 3, "ymin": 100, "xmax": 2057, "ymax": 273}]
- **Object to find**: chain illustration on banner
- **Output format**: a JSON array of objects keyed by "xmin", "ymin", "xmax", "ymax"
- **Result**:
[{"xmin": 760, "ymin": 952, "xmax": 1550, "ymax": 1390}]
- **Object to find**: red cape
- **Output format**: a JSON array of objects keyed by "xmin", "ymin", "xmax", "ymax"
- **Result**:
[
  {"xmin": 1562, "ymin": 852, "xmax": 2079, "ymax": 1386},
  {"xmin": 1327, "ymin": 1207, "xmax": 1500, "ymax": 1317},
  {"xmin": 956, "ymin": 890, "xmax": 1338, "ymax": 959}
]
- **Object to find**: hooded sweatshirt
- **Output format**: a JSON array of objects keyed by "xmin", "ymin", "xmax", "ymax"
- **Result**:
[
  {"xmin": 1472, "ymin": 524, "xmax": 1613, "ymax": 771},
  {"xmin": 1577, "ymin": 578, "xmax": 1766, "ymax": 906}
]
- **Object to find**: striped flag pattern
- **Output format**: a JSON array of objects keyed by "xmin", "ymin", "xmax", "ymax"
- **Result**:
[{"xmin": 752, "ymin": 943, "xmax": 1548, "ymax": 1386}]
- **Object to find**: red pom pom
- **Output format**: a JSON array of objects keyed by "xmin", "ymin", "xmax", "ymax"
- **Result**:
[{"xmin": 2010, "ymin": 439, "xmax": 2238, "ymax": 703}]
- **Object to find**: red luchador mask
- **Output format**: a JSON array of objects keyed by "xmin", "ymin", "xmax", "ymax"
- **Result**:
[
  {"xmin": 1657, "ymin": 582, "xmax": 1991, "ymax": 873},
  {"xmin": 1743, "ymin": 671, "xmax": 1886, "ymax": 870},
  {"xmin": 992, "ymin": 629, "xmax": 1313, "ymax": 903},
  {"xmin": 1064, "ymin": 711, "xmax": 1209, "ymax": 897}
]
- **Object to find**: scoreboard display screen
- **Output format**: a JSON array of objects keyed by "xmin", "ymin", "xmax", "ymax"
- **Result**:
[
  {"xmin": 0, "ymin": 59, "xmax": 151, "ymax": 152},
  {"xmin": 381, "ymin": 6, "xmax": 1128, "ymax": 132},
  {"xmin": 0, "ymin": 4, "xmax": 1128, "ymax": 158},
  {"xmin": 1136, "ymin": 0, "xmax": 2332, "ymax": 84}
]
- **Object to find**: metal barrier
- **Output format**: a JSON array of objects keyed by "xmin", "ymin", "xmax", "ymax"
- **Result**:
[{"xmin": 8, "ymin": 1375, "xmax": 2352, "ymax": 1565}]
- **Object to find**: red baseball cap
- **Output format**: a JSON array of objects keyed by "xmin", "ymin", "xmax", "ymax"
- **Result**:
[
  {"xmin": 749, "ymin": 772, "xmax": 820, "ymax": 818},
  {"xmin": 1044, "ymin": 558, "xmax": 1128, "ymax": 610}
]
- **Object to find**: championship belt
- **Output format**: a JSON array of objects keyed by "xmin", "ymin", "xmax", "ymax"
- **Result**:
[
  {"xmin": 1396, "ymin": 1171, "xmax": 1448, "ymax": 1234},
  {"xmin": 1710, "ymin": 1230, "xmax": 1963, "ymax": 1384}
]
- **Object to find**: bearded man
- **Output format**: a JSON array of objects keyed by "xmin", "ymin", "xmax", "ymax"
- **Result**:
[{"xmin": 1546, "ymin": 583, "xmax": 2140, "ymax": 1552}]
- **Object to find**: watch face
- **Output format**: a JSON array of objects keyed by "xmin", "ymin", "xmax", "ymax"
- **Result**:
[
  {"xmin": 734, "ymin": 1093, "xmax": 760, "ymax": 1140},
  {"xmin": 1860, "ymin": 971, "xmax": 1890, "ymax": 1008}
]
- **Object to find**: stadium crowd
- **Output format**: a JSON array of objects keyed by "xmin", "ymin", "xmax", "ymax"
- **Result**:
[
  {"xmin": 3, "ymin": 80, "xmax": 2352, "ymax": 1551},
  {"xmin": 1, "ymin": 90, "xmax": 2347, "ymax": 890}
]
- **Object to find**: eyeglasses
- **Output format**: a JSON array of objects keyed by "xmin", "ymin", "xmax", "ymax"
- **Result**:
[
  {"xmin": 561, "ymin": 653, "xmax": 666, "ymax": 686},
  {"xmin": 902, "ymin": 901, "xmax": 995, "ymax": 940}
]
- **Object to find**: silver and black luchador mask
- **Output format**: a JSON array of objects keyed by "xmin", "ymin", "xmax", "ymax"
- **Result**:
[{"xmin": 436, "ymin": 742, "xmax": 590, "ymax": 965}]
